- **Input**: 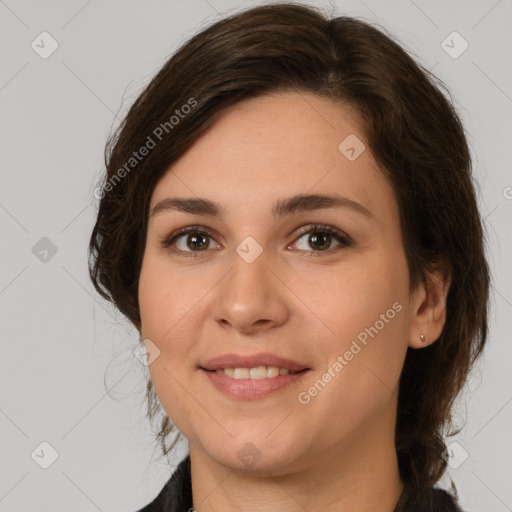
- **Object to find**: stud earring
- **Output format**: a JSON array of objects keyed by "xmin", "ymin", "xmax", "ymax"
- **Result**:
[{"xmin": 420, "ymin": 333, "xmax": 426, "ymax": 343}]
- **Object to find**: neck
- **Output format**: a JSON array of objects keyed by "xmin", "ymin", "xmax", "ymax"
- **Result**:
[{"xmin": 189, "ymin": 407, "xmax": 405, "ymax": 512}]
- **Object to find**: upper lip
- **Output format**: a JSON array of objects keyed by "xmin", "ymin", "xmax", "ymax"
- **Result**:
[{"xmin": 201, "ymin": 353, "xmax": 310, "ymax": 372}]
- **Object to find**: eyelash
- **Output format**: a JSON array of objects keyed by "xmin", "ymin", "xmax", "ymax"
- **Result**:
[{"xmin": 160, "ymin": 223, "xmax": 352, "ymax": 258}]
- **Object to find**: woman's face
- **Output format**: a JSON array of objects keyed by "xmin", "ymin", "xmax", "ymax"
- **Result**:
[{"xmin": 138, "ymin": 91, "xmax": 420, "ymax": 474}]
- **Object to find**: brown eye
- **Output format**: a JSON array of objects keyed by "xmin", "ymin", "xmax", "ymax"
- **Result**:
[
  {"xmin": 307, "ymin": 232, "xmax": 332, "ymax": 251},
  {"xmin": 292, "ymin": 224, "xmax": 351, "ymax": 253},
  {"xmin": 161, "ymin": 225, "xmax": 220, "ymax": 257},
  {"xmin": 183, "ymin": 233, "xmax": 210, "ymax": 251},
  {"xmin": 161, "ymin": 223, "xmax": 351, "ymax": 258}
]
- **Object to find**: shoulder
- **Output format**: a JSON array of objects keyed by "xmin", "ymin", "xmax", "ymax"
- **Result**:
[
  {"xmin": 136, "ymin": 456, "xmax": 192, "ymax": 512},
  {"xmin": 394, "ymin": 483, "xmax": 466, "ymax": 512},
  {"xmin": 432, "ymin": 487, "xmax": 466, "ymax": 512}
]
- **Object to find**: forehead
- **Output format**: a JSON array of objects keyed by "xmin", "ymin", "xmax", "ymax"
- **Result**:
[{"xmin": 150, "ymin": 91, "xmax": 397, "ymax": 225}]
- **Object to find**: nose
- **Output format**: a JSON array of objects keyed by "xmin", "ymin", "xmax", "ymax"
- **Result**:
[{"xmin": 211, "ymin": 247, "xmax": 290, "ymax": 336}]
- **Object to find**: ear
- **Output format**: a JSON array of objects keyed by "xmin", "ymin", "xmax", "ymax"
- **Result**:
[{"xmin": 408, "ymin": 266, "xmax": 451, "ymax": 349}]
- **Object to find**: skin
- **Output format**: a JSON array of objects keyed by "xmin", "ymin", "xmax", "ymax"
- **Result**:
[{"xmin": 138, "ymin": 90, "xmax": 450, "ymax": 511}]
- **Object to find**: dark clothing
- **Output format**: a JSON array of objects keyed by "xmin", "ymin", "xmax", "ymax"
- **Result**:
[
  {"xmin": 138, "ymin": 456, "xmax": 192, "ymax": 512},
  {"xmin": 137, "ymin": 456, "xmax": 464, "ymax": 512}
]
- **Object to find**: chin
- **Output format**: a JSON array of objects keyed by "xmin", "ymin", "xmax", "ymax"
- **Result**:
[{"xmin": 198, "ymin": 434, "xmax": 302, "ymax": 475}]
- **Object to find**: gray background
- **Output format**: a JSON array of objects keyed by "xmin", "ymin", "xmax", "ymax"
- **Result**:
[{"xmin": 0, "ymin": 0, "xmax": 511, "ymax": 510}]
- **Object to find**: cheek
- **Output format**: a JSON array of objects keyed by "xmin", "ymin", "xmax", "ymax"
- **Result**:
[
  {"xmin": 294, "ymin": 255, "xmax": 408, "ymax": 417},
  {"xmin": 138, "ymin": 275, "xmax": 194, "ymax": 437},
  {"xmin": 292, "ymin": 254, "xmax": 405, "ymax": 342},
  {"xmin": 138, "ymin": 254, "xmax": 208, "ymax": 427},
  {"xmin": 296, "ymin": 313, "xmax": 407, "ymax": 450},
  {"xmin": 138, "ymin": 252, "xmax": 198, "ymax": 341}
]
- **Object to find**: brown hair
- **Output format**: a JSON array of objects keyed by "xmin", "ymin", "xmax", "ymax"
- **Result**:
[{"xmin": 88, "ymin": 1, "xmax": 490, "ymax": 497}]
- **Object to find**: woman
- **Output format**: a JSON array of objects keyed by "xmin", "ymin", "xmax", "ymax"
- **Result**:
[{"xmin": 89, "ymin": 3, "xmax": 490, "ymax": 511}]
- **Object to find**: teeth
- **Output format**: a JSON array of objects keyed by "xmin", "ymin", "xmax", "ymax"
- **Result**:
[
  {"xmin": 249, "ymin": 366, "xmax": 267, "ymax": 380},
  {"xmin": 267, "ymin": 366, "xmax": 279, "ymax": 378},
  {"xmin": 234, "ymin": 368, "xmax": 250, "ymax": 379},
  {"xmin": 214, "ymin": 366, "xmax": 296, "ymax": 379}
]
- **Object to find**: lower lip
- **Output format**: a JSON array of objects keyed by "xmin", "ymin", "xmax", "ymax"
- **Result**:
[{"xmin": 201, "ymin": 369, "xmax": 310, "ymax": 400}]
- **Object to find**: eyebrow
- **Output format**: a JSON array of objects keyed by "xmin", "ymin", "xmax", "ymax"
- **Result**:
[{"xmin": 150, "ymin": 193, "xmax": 373, "ymax": 220}]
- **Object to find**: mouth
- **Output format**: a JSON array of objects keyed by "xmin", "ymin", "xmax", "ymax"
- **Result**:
[
  {"xmin": 200, "ymin": 353, "xmax": 311, "ymax": 399},
  {"xmin": 205, "ymin": 366, "xmax": 306, "ymax": 379}
]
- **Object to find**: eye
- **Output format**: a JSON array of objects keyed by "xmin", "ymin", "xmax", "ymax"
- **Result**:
[
  {"xmin": 290, "ymin": 224, "xmax": 351, "ymax": 254},
  {"xmin": 160, "ymin": 225, "xmax": 220, "ymax": 257},
  {"xmin": 160, "ymin": 223, "xmax": 352, "ymax": 258}
]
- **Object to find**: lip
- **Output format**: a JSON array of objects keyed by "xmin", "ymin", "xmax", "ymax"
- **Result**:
[
  {"xmin": 201, "ymin": 353, "xmax": 310, "ymax": 373},
  {"xmin": 201, "ymin": 368, "xmax": 310, "ymax": 400},
  {"xmin": 200, "ymin": 352, "xmax": 311, "ymax": 400}
]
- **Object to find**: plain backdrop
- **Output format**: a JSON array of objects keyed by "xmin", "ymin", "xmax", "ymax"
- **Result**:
[{"xmin": 0, "ymin": 0, "xmax": 511, "ymax": 510}]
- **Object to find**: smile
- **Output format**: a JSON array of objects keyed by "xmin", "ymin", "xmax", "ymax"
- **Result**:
[
  {"xmin": 200, "ymin": 352, "xmax": 311, "ymax": 399},
  {"xmin": 201, "ymin": 367, "xmax": 310, "ymax": 399},
  {"xmin": 213, "ymin": 366, "xmax": 298, "ymax": 379}
]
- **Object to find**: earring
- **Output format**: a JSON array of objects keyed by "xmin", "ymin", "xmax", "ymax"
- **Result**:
[{"xmin": 420, "ymin": 333, "xmax": 426, "ymax": 343}]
